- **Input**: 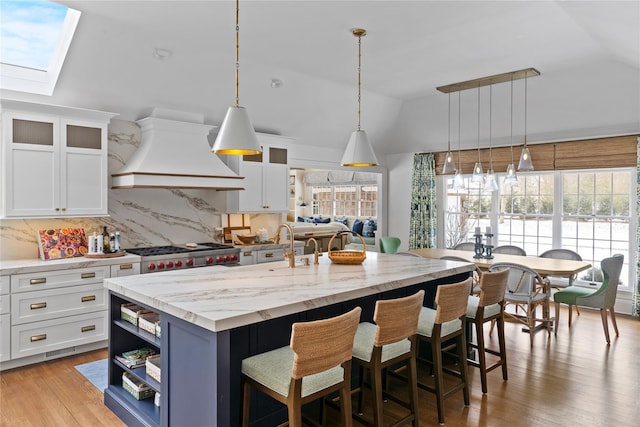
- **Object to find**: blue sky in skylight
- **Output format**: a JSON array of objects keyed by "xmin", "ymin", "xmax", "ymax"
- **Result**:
[{"xmin": 0, "ymin": 0, "xmax": 68, "ymax": 70}]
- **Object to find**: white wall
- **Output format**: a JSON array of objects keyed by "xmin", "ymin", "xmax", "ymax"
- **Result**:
[{"xmin": 385, "ymin": 152, "xmax": 414, "ymax": 252}]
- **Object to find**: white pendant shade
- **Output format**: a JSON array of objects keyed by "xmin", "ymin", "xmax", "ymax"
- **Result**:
[
  {"xmin": 341, "ymin": 130, "xmax": 378, "ymax": 167},
  {"xmin": 471, "ymin": 161, "xmax": 484, "ymax": 182},
  {"xmin": 518, "ymin": 147, "xmax": 534, "ymax": 171},
  {"xmin": 212, "ymin": 106, "xmax": 261, "ymax": 155},
  {"xmin": 442, "ymin": 150, "xmax": 457, "ymax": 174}
]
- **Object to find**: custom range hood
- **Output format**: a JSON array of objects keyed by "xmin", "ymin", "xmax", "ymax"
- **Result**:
[{"xmin": 112, "ymin": 109, "xmax": 245, "ymax": 190}]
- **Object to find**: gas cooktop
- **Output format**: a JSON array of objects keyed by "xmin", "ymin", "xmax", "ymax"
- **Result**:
[
  {"xmin": 125, "ymin": 242, "xmax": 234, "ymax": 257},
  {"xmin": 125, "ymin": 242, "xmax": 240, "ymax": 273}
]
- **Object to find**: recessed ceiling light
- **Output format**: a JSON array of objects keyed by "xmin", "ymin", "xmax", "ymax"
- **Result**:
[
  {"xmin": 270, "ymin": 78, "xmax": 283, "ymax": 88},
  {"xmin": 153, "ymin": 48, "xmax": 172, "ymax": 60}
]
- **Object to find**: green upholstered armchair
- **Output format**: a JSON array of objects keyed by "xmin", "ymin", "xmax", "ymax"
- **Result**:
[
  {"xmin": 553, "ymin": 254, "xmax": 624, "ymax": 344},
  {"xmin": 379, "ymin": 236, "xmax": 401, "ymax": 254}
]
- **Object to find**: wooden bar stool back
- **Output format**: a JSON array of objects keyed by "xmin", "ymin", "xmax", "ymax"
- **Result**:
[
  {"xmin": 351, "ymin": 290, "xmax": 425, "ymax": 427},
  {"xmin": 466, "ymin": 269, "xmax": 509, "ymax": 394},
  {"xmin": 241, "ymin": 306, "xmax": 362, "ymax": 427},
  {"xmin": 416, "ymin": 278, "xmax": 472, "ymax": 425}
]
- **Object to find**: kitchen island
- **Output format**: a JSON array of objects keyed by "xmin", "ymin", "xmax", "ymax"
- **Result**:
[{"xmin": 103, "ymin": 252, "xmax": 474, "ymax": 427}]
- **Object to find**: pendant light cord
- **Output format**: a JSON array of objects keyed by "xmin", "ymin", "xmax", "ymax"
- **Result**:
[
  {"xmin": 234, "ymin": 0, "xmax": 240, "ymax": 108},
  {"xmin": 510, "ymin": 78, "xmax": 514, "ymax": 163},
  {"xmin": 356, "ymin": 32, "xmax": 362, "ymax": 131},
  {"xmin": 457, "ymin": 90, "xmax": 462, "ymax": 169},
  {"xmin": 447, "ymin": 92, "xmax": 451, "ymax": 151},
  {"xmin": 477, "ymin": 87, "xmax": 481, "ymax": 162},
  {"xmin": 489, "ymin": 84, "xmax": 493, "ymax": 170},
  {"xmin": 523, "ymin": 72, "xmax": 528, "ymax": 148}
]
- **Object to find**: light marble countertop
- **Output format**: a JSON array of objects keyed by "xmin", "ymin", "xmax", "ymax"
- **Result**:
[
  {"xmin": 0, "ymin": 254, "xmax": 142, "ymax": 275},
  {"xmin": 104, "ymin": 252, "xmax": 475, "ymax": 333}
]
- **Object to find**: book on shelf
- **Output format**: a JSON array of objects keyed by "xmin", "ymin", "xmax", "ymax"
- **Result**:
[{"xmin": 116, "ymin": 347, "xmax": 158, "ymax": 368}]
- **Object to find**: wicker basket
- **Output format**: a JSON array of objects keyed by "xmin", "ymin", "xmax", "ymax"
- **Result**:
[
  {"xmin": 328, "ymin": 232, "xmax": 366, "ymax": 265},
  {"xmin": 138, "ymin": 312, "xmax": 160, "ymax": 335},
  {"xmin": 146, "ymin": 354, "xmax": 161, "ymax": 383},
  {"xmin": 122, "ymin": 372, "xmax": 155, "ymax": 400},
  {"xmin": 121, "ymin": 303, "xmax": 153, "ymax": 327}
]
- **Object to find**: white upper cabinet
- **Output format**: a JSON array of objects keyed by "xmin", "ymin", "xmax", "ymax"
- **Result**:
[
  {"xmin": 1, "ymin": 100, "xmax": 116, "ymax": 218},
  {"xmin": 225, "ymin": 134, "xmax": 293, "ymax": 213}
]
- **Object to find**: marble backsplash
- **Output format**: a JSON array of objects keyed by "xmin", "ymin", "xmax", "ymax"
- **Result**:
[{"xmin": 0, "ymin": 119, "xmax": 282, "ymax": 260}]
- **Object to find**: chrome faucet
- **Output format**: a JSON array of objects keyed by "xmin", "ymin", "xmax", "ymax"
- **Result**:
[
  {"xmin": 275, "ymin": 223, "xmax": 296, "ymax": 268},
  {"xmin": 305, "ymin": 237, "xmax": 321, "ymax": 264}
]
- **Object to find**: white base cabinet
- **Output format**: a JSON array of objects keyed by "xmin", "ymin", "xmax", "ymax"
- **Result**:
[
  {"xmin": 0, "ymin": 258, "xmax": 141, "ymax": 371},
  {"xmin": 1, "ymin": 100, "xmax": 117, "ymax": 218}
]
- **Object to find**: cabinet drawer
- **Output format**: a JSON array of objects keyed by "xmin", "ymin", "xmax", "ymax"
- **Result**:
[
  {"xmin": 11, "ymin": 310, "xmax": 107, "ymax": 359},
  {"xmin": 0, "ymin": 276, "xmax": 9, "ymax": 295},
  {"xmin": 11, "ymin": 266, "xmax": 109, "ymax": 293},
  {"xmin": 0, "ymin": 295, "xmax": 9, "ymax": 315},
  {"xmin": 11, "ymin": 283, "xmax": 106, "ymax": 325},
  {"xmin": 256, "ymin": 248, "xmax": 285, "ymax": 263},
  {"xmin": 110, "ymin": 262, "xmax": 140, "ymax": 277},
  {"xmin": 0, "ymin": 313, "xmax": 9, "ymax": 362}
]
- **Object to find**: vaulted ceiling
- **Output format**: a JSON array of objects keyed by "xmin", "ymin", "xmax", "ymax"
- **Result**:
[{"xmin": 4, "ymin": 1, "xmax": 639, "ymax": 159}]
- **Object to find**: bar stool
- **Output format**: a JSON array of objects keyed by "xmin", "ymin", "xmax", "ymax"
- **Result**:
[
  {"xmin": 466, "ymin": 269, "xmax": 509, "ymax": 394},
  {"xmin": 351, "ymin": 290, "xmax": 424, "ymax": 427},
  {"xmin": 416, "ymin": 278, "xmax": 472, "ymax": 425},
  {"xmin": 241, "ymin": 307, "xmax": 362, "ymax": 427}
]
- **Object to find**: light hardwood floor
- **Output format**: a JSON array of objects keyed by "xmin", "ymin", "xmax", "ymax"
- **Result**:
[{"xmin": 1, "ymin": 306, "xmax": 639, "ymax": 426}]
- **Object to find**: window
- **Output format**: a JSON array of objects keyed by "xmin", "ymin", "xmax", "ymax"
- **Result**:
[
  {"xmin": 443, "ymin": 169, "xmax": 635, "ymax": 291},
  {"xmin": 0, "ymin": 1, "xmax": 80, "ymax": 95},
  {"xmin": 311, "ymin": 184, "xmax": 378, "ymax": 218}
]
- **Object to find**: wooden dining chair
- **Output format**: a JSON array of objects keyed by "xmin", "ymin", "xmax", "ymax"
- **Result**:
[
  {"xmin": 466, "ymin": 269, "xmax": 509, "ymax": 393},
  {"xmin": 493, "ymin": 245, "xmax": 526, "ymax": 256},
  {"xmin": 241, "ymin": 307, "xmax": 362, "ymax": 427},
  {"xmin": 488, "ymin": 263, "xmax": 550, "ymax": 347}
]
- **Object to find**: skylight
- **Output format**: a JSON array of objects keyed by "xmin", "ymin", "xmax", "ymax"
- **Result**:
[{"xmin": 0, "ymin": 0, "xmax": 80, "ymax": 96}]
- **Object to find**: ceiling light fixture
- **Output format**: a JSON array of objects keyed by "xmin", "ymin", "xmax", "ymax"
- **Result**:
[
  {"xmin": 471, "ymin": 86, "xmax": 483, "ymax": 183},
  {"xmin": 442, "ymin": 91, "xmax": 457, "ymax": 174},
  {"xmin": 517, "ymin": 71, "xmax": 534, "ymax": 171},
  {"xmin": 453, "ymin": 90, "xmax": 465, "ymax": 190},
  {"xmin": 212, "ymin": 0, "xmax": 262, "ymax": 156},
  {"xmin": 152, "ymin": 48, "xmax": 172, "ymax": 60},
  {"xmin": 341, "ymin": 28, "xmax": 378, "ymax": 167},
  {"xmin": 504, "ymin": 77, "xmax": 519, "ymax": 186},
  {"xmin": 484, "ymin": 84, "xmax": 498, "ymax": 192}
]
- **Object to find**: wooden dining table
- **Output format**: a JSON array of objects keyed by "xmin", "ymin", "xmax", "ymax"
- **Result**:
[
  {"xmin": 410, "ymin": 248, "xmax": 591, "ymax": 279},
  {"xmin": 410, "ymin": 248, "xmax": 593, "ymax": 335}
]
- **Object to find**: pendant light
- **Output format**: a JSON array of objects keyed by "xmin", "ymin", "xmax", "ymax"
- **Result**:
[
  {"xmin": 212, "ymin": 0, "xmax": 262, "ymax": 155},
  {"xmin": 504, "ymin": 77, "xmax": 519, "ymax": 186},
  {"xmin": 517, "ymin": 72, "xmax": 534, "ymax": 171},
  {"xmin": 442, "ymin": 92, "xmax": 457, "ymax": 174},
  {"xmin": 471, "ymin": 86, "xmax": 483, "ymax": 183},
  {"xmin": 341, "ymin": 28, "xmax": 379, "ymax": 167},
  {"xmin": 484, "ymin": 84, "xmax": 498, "ymax": 192},
  {"xmin": 453, "ymin": 90, "xmax": 465, "ymax": 190}
]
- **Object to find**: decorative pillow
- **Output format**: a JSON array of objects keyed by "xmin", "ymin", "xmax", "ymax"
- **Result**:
[
  {"xmin": 314, "ymin": 217, "xmax": 331, "ymax": 224},
  {"xmin": 352, "ymin": 219, "xmax": 364, "ymax": 235},
  {"xmin": 334, "ymin": 217, "xmax": 348, "ymax": 225},
  {"xmin": 362, "ymin": 218, "xmax": 377, "ymax": 237},
  {"xmin": 297, "ymin": 216, "xmax": 314, "ymax": 223}
]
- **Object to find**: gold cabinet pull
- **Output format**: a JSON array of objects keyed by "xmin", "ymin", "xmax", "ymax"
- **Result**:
[
  {"xmin": 242, "ymin": 251, "xmax": 253, "ymax": 256},
  {"xmin": 81, "ymin": 272, "xmax": 96, "ymax": 279},
  {"xmin": 30, "ymin": 334, "xmax": 47, "ymax": 342},
  {"xmin": 30, "ymin": 278, "xmax": 46, "ymax": 285},
  {"xmin": 30, "ymin": 302, "xmax": 47, "ymax": 310},
  {"xmin": 81, "ymin": 325, "xmax": 96, "ymax": 333},
  {"xmin": 119, "ymin": 264, "xmax": 133, "ymax": 270},
  {"xmin": 81, "ymin": 295, "xmax": 96, "ymax": 303},
  {"xmin": 265, "ymin": 253, "xmax": 274, "ymax": 258}
]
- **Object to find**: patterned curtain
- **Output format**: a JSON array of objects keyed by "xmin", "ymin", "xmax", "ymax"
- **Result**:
[
  {"xmin": 634, "ymin": 136, "xmax": 640, "ymax": 317},
  {"xmin": 409, "ymin": 153, "xmax": 437, "ymax": 249}
]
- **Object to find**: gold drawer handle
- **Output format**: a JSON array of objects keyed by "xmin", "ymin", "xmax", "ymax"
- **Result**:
[
  {"xmin": 30, "ymin": 278, "xmax": 46, "ymax": 285},
  {"xmin": 81, "ymin": 295, "xmax": 96, "ymax": 303},
  {"xmin": 30, "ymin": 334, "xmax": 47, "ymax": 342},
  {"xmin": 243, "ymin": 251, "xmax": 253, "ymax": 256},
  {"xmin": 30, "ymin": 302, "xmax": 47, "ymax": 310},
  {"xmin": 119, "ymin": 264, "xmax": 133, "ymax": 270},
  {"xmin": 265, "ymin": 253, "xmax": 274, "ymax": 258},
  {"xmin": 81, "ymin": 325, "xmax": 96, "ymax": 333},
  {"xmin": 81, "ymin": 272, "xmax": 96, "ymax": 279}
]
